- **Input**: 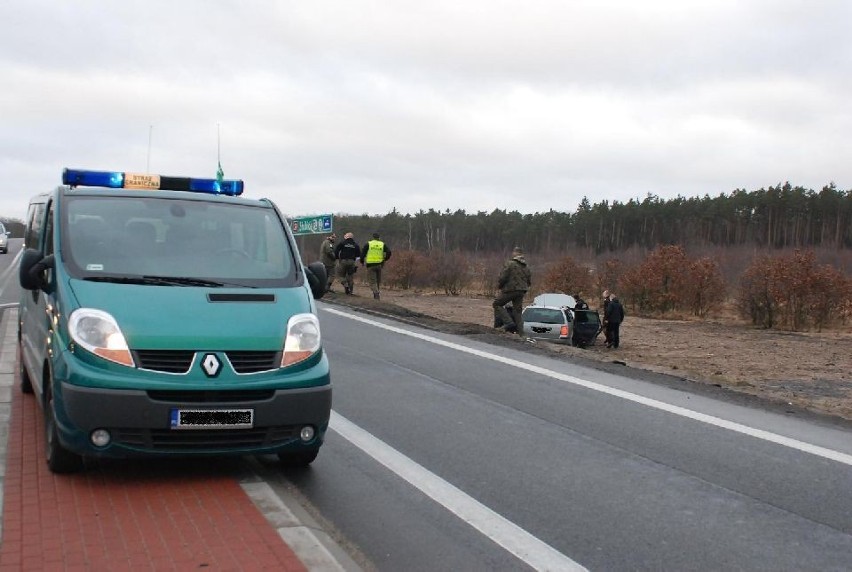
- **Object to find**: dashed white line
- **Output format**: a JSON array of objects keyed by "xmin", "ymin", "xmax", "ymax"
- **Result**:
[{"xmin": 331, "ymin": 411, "xmax": 587, "ymax": 572}]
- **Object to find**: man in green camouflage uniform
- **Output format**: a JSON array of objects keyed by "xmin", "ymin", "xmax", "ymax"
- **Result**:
[
  {"xmin": 319, "ymin": 233, "xmax": 337, "ymax": 292},
  {"xmin": 492, "ymin": 247, "xmax": 532, "ymax": 336}
]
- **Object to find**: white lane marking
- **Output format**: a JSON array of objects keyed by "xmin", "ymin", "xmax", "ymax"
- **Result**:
[
  {"xmin": 331, "ymin": 411, "xmax": 586, "ymax": 572},
  {"xmin": 323, "ymin": 306, "xmax": 852, "ymax": 467}
]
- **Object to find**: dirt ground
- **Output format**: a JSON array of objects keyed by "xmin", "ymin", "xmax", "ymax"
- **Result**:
[{"xmin": 323, "ymin": 286, "xmax": 852, "ymax": 424}]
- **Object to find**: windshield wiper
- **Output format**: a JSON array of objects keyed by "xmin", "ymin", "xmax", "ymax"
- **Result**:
[
  {"xmin": 142, "ymin": 275, "xmax": 230, "ymax": 287},
  {"xmin": 83, "ymin": 275, "xmax": 231, "ymax": 287}
]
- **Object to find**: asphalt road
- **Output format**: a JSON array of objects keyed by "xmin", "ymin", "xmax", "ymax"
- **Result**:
[
  {"xmin": 2, "ymin": 239, "xmax": 851, "ymax": 570},
  {"xmin": 0, "ymin": 239, "xmax": 22, "ymax": 310},
  {"xmin": 265, "ymin": 303, "xmax": 852, "ymax": 571}
]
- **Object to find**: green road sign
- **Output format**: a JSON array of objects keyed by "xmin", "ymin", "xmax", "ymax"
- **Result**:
[{"xmin": 289, "ymin": 214, "xmax": 333, "ymax": 236}]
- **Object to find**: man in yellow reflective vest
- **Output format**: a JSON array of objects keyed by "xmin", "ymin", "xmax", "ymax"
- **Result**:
[{"xmin": 360, "ymin": 232, "xmax": 392, "ymax": 299}]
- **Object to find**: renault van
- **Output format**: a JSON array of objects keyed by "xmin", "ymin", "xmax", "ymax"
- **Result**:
[{"xmin": 19, "ymin": 168, "xmax": 331, "ymax": 473}]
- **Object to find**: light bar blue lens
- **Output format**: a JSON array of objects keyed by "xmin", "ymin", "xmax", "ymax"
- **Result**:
[
  {"xmin": 63, "ymin": 169, "xmax": 124, "ymax": 188},
  {"xmin": 62, "ymin": 168, "xmax": 244, "ymax": 196},
  {"xmin": 189, "ymin": 179, "xmax": 244, "ymax": 196}
]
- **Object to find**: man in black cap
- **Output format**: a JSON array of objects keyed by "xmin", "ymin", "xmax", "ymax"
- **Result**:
[{"xmin": 334, "ymin": 232, "xmax": 360, "ymax": 295}]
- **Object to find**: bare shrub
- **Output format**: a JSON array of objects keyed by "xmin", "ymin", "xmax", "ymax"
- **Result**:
[
  {"xmin": 385, "ymin": 250, "xmax": 427, "ymax": 290},
  {"xmin": 476, "ymin": 252, "xmax": 506, "ymax": 297},
  {"xmin": 737, "ymin": 255, "xmax": 777, "ymax": 328},
  {"xmin": 427, "ymin": 250, "xmax": 470, "ymax": 296},
  {"xmin": 619, "ymin": 245, "xmax": 690, "ymax": 314},
  {"xmin": 808, "ymin": 263, "xmax": 848, "ymax": 331},
  {"xmin": 737, "ymin": 249, "xmax": 848, "ymax": 331},
  {"xmin": 594, "ymin": 258, "xmax": 624, "ymax": 300},
  {"xmin": 540, "ymin": 255, "xmax": 595, "ymax": 299},
  {"xmin": 685, "ymin": 257, "xmax": 727, "ymax": 318}
]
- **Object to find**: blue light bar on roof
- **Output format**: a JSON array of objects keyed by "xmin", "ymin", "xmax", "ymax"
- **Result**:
[{"xmin": 62, "ymin": 168, "xmax": 244, "ymax": 196}]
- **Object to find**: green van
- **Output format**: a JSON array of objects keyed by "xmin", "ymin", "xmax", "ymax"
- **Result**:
[{"xmin": 18, "ymin": 168, "xmax": 331, "ymax": 473}]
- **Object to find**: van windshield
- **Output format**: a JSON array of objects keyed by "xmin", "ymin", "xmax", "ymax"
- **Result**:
[{"xmin": 62, "ymin": 195, "xmax": 297, "ymax": 287}]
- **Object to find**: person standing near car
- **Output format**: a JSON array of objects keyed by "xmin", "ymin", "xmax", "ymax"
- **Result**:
[
  {"xmin": 492, "ymin": 247, "xmax": 532, "ymax": 336},
  {"xmin": 605, "ymin": 293, "xmax": 625, "ymax": 348},
  {"xmin": 601, "ymin": 290, "xmax": 612, "ymax": 346},
  {"xmin": 361, "ymin": 231, "xmax": 392, "ymax": 300},
  {"xmin": 319, "ymin": 233, "xmax": 337, "ymax": 292},
  {"xmin": 334, "ymin": 232, "xmax": 360, "ymax": 295}
]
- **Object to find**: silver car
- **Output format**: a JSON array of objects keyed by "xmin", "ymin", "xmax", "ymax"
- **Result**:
[
  {"xmin": 0, "ymin": 223, "xmax": 8, "ymax": 254},
  {"xmin": 522, "ymin": 294, "xmax": 576, "ymax": 344},
  {"xmin": 522, "ymin": 293, "xmax": 602, "ymax": 347}
]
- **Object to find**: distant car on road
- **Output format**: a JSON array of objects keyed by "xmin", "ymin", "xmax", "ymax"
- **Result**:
[
  {"xmin": 0, "ymin": 222, "xmax": 9, "ymax": 253},
  {"xmin": 522, "ymin": 293, "xmax": 601, "ymax": 347}
]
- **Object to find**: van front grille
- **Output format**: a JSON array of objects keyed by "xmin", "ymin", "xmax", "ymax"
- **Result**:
[
  {"xmin": 226, "ymin": 351, "xmax": 280, "ymax": 373},
  {"xmin": 135, "ymin": 350, "xmax": 195, "ymax": 373},
  {"xmin": 133, "ymin": 350, "xmax": 280, "ymax": 374}
]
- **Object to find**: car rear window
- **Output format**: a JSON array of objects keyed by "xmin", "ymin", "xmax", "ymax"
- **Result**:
[{"xmin": 522, "ymin": 308, "xmax": 566, "ymax": 324}]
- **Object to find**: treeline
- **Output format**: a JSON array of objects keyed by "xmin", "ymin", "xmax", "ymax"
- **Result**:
[
  {"xmin": 317, "ymin": 182, "xmax": 852, "ymax": 255},
  {"xmin": 377, "ymin": 245, "xmax": 852, "ymax": 332}
]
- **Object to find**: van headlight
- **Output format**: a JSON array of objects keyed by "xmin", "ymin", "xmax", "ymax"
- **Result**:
[
  {"xmin": 68, "ymin": 308, "xmax": 135, "ymax": 367},
  {"xmin": 281, "ymin": 313, "xmax": 321, "ymax": 367}
]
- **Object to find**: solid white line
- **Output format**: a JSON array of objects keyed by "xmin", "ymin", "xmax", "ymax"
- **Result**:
[
  {"xmin": 330, "ymin": 411, "xmax": 586, "ymax": 572},
  {"xmin": 322, "ymin": 306, "xmax": 852, "ymax": 467}
]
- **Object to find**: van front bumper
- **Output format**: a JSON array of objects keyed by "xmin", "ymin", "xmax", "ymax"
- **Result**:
[{"xmin": 56, "ymin": 381, "xmax": 331, "ymax": 458}]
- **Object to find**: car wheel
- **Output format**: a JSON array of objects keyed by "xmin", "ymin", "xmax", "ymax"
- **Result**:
[
  {"xmin": 18, "ymin": 343, "xmax": 33, "ymax": 394},
  {"xmin": 277, "ymin": 449, "xmax": 319, "ymax": 467},
  {"xmin": 44, "ymin": 382, "xmax": 84, "ymax": 473}
]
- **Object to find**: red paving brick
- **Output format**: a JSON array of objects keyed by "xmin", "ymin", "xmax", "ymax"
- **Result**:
[{"xmin": 1, "ymin": 385, "xmax": 307, "ymax": 571}]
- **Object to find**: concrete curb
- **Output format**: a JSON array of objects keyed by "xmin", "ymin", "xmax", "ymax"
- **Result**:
[{"xmin": 0, "ymin": 308, "xmax": 16, "ymax": 543}]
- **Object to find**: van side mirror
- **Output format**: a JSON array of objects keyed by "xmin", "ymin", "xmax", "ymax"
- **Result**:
[
  {"xmin": 19, "ymin": 249, "xmax": 54, "ymax": 291},
  {"xmin": 305, "ymin": 261, "xmax": 327, "ymax": 300}
]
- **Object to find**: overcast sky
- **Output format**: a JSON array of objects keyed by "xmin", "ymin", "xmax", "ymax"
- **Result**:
[{"xmin": 2, "ymin": 0, "xmax": 850, "ymax": 221}]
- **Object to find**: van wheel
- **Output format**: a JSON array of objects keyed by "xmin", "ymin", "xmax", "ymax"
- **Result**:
[
  {"xmin": 278, "ymin": 449, "xmax": 319, "ymax": 467},
  {"xmin": 18, "ymin": 344, "xmax": 33, "ymax": 394},
  {"xmin": 44, "ymin": 384, "xmax": 84, "ymax": 473}
]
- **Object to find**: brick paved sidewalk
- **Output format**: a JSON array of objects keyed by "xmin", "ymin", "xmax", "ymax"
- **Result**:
[{"xmin": 0, "ymin": 311, "xmax": 308, "ymax": 571}]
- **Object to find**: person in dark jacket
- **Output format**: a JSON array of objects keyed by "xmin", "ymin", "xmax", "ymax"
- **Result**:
[
  {"xmin": 334, "ymin": 232, "xmax": 360, "ymax": 295},
  {"xmin": 601, "ymin": 290, "xmax": 612, "ymax": 346},
  {"xmin": 492, "ymin": 247, "xmax": 532, "ymax": 336},
  {"xmin": 574, "ymin": 293, "xmax": 589, "ymax": 310},
  {"xmin": 604, "ymin": 293, "xmax": 625, "ymax": 348},
  {"xmin": 360, "ymin": 232, "xmax": 392, "ymax": 299}
]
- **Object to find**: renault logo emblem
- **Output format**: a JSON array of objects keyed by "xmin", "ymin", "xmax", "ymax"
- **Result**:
[{"xmin": 201, "ymin": 353, "xmax": 222, "ymax": 377}]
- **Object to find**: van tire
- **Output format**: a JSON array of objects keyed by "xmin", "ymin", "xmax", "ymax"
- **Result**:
[
  {"xmin": 18, "ymin": 344, "xmax": 33, "ymax": 394},
  {"xmin": 44, "ymin": 382, "xmax": 84, "ymax": 474},
  {"xmin": 278, "ymin": 449, "xmax": 319, "ymax": 467}
]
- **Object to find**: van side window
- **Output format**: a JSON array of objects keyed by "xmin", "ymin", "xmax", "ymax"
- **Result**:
[
  {"xmin": 43, "ymin": 202, "xmax": 55, "ymax": 256},
  {"xmin": 24, "ymin": 201, "xmax": 47, "ymax": 250}
]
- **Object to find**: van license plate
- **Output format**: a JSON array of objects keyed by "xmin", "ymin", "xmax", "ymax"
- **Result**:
[{"xmin": 170, "ymin": 408, "xmax": 254, "ymax": 430}]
